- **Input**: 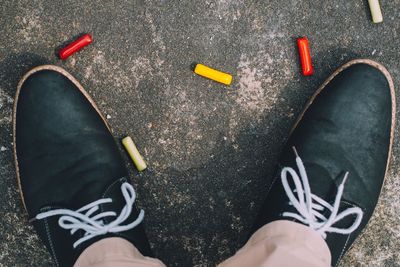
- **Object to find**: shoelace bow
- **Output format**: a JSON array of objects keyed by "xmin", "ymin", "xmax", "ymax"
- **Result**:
[
  {"xmin": 281, "ymin": 147, "xmax": 363, "ymax": 238},
  {"xmin": 35, "ymin": 182, "xmax": 144, "ymax": 248}
]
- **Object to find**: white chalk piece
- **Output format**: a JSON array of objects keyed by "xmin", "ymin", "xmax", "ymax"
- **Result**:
[
  {"xmin": 368, "ymin": 0, "xmax": 383, "ymax": 23},
  {"xmin": 122, "ymin": 136, "xmax": 147, "ymax": 171}
]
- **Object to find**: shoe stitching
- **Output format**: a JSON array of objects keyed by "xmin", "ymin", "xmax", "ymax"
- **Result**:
[
  {"xmin": 264, "ymin": 164, "xmax": 294, "ymax": 218},
  {"xmin": 340, "ymin": 200, "xmax": 366, "ymax": 218},
  {"xmin": 43, "ymin": 217, "xmax": 60, "ymax": 267},
  {"xmin": 335, "ymin": 232, "xmax": 351, "ymax": 267},
  {"xmin": 334, "ymin": 202, "xmax": 361, "ymax": 267},
  {"xmin": 263, "ymin": 164, "xmax": 283, "ymax": 200},
  {"xmin": 265, "ymin": 169, "xmax": 297, "ymax": 220},
  {"xmin": 101, "ymin": 177, "xmax": 127, "ymax": 199},
  {"xmin": 264, "ymin": 166, "xmax": 292, "ymax": 219},
  {"xmin": 340, "ymin": 200, "xmax": 364, "ymax": 210},
  {"xmin": 265, "ymin": 175, "xmax": 279, "ymax": 199},
  {"xmin": 37, "ymin": 206, "xmax": 87, "ymax": 251}
]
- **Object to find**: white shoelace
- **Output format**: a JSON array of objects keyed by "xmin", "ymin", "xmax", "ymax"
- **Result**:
[
  {"xmin": 35, "ymin": 182, "xmax": 144, "ymax": 248},
  {"xmin": 281, "ymin": 147, "xmax": 363, "ymax": 238}
]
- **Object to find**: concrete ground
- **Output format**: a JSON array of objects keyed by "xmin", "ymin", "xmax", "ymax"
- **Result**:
[{"xmin": 1, "ymin": 1, "xmax": 399, "ymax": 266}]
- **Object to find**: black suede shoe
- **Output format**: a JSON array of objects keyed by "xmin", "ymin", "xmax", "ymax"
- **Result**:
[
  {"xmin": 13, "ymin": 65, "xmax": 152, "ymax": 267},
  {"xmin": 252, "ymin": 59, "xmax": 395, "ymax": 267}
]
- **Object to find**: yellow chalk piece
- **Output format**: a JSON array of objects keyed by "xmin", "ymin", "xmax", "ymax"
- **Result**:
[
  {"xmin": 122, "ymin": 136, "xmax": 147, "ymax": 171},
  {"xmin": 194, "ymin": 64, "xmax": 232, "ymax": 85},
  {"xmin": 368, "ymin": 0, "xmax": 383, "ymax": 23}
]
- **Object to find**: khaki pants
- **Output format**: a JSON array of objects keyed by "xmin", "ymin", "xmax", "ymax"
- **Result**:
[{"xmin": 74, "ymin": 220, "xmax": 331, "ymax": 267}]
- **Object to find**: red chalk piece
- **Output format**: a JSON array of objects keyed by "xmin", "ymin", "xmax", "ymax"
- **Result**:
[
  {"xmin": 59, "ymin": 34, "xmax": 93, "ymax": 60},
  {"xmin": 297, "ymin": 37, "xmax": 313, "ymax": 76}
]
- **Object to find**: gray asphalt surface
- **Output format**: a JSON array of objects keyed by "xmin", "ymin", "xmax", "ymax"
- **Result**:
[{"xmin": 1, "ymin": 1, "xmax": 399, "ymax": 266}]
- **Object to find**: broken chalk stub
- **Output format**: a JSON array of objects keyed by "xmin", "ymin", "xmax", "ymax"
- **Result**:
[
  {"xmin": 194, "ymin": 64, "xmax": 232, "ymax": 85},
  {"xmin": 122, "ymin": 136, "xmax": 147, "ymax": 172},
  {"xmin": 297, "ymin": 37, "xmax": 313, "ymax": 76},
  {"xmin": 59, "ymin": 33, "xmax": 93, "ymax": 60},
  {"xmin": 368, "ymin": 0, "xmax": 383, "ymax": 23}
]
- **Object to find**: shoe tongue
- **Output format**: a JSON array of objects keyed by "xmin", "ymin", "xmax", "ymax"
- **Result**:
[
  {"xmin": 281, "ymin": 152, "xmax": 341, "ymax": 205},
  {"xmin": 97, "ymin": 178, "xmax": 134, "ymax": 222},
  {"xmin": 97, "ymin": 178, "xmax": 145, "ymax": 221},
  {"xmin": 302, "ymin": 161, "xmax": 342, "ymax": 203}
]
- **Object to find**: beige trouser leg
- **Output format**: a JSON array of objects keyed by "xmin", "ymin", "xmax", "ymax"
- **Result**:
[
  {"xmin": 74, "ymin": 220, "xmax": 331, "ymax": 267},
  {"xmin": 74, "ymin": 237, "xmax": 166, "ymax": 267},
  {"xmin": 218, "ymin": 220, "xmax": 331, "ymax": 267}
]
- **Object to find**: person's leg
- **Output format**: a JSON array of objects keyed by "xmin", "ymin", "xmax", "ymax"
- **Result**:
[
  {"xmin": 220, "ymin": 59, "xmax": 395, "ymax": 267},
  {"xmin": 13, "ymin": 65, "xmax": 165, "ymax": 267},
  {"xmin": 74, "ymin": 238, "xmax": 165, "ymax": 267},
  {"xmin": 219, "ymin": 221, "xmax": 330, "ymax": 267}
]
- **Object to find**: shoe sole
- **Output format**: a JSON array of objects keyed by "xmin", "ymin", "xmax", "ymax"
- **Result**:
[
  {"xmin": 289, "ymin": 59, "xmax": 396, "ymax": 264},
  {"xmin": 12, "ymin": 65, "xmax": 111, "ymax": 213}
]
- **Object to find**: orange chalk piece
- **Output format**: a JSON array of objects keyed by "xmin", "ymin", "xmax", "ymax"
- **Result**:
[
  {"xmin": 297, "ymin": 37, "xmax": 313, "ymax": 76},
  {"xmin": 194, "ymin": 64, "xmax": 232, "ymax": 85}
]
